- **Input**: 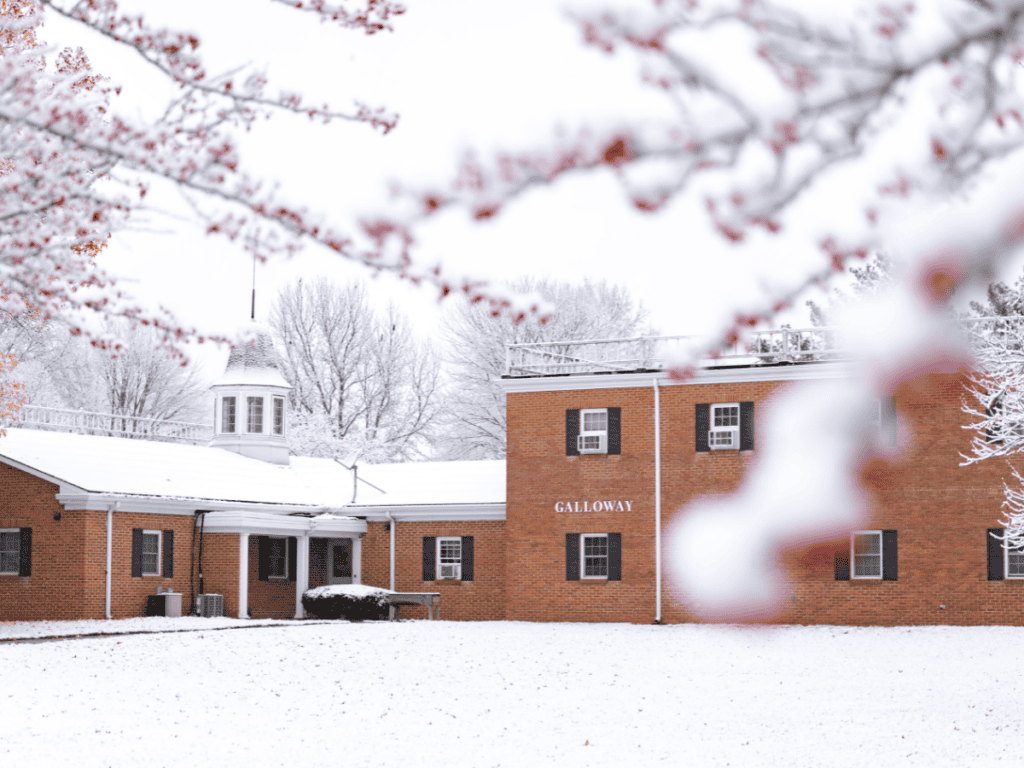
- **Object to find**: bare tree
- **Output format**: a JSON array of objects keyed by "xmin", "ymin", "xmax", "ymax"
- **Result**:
[
  {"xmin": 438, "ymin": 278, "xmax": 651, "ymax": 459},
  {"xmin": 269, "ymin": 278, "xmax": 442, "ymax": 462},
  {"xmin": 2, "ymin": 317, "xmax": 210, "ymax": 426}
]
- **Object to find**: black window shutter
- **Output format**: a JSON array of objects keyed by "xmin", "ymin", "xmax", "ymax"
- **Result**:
[
  {"xmin": 695, "ymin": 404, "xmax": 710, "ymax": 452},
  {"xmin": 607, "ymin": 533, "xmax": 622, "ymax": 581},
  {"xmin": 566, "ymin": 533, "xmax": 580, "ymax": 581},
  {"xmin": 288, "ymin": 537, "xmax": 298, "ymax": 581},
  {"xmin": 18, "ymin": 527, "xmax": 31, "ymax": 577},
  {"xmin": 882, "ymin": 397, "xmax": 897, "ymax": 446},
  {"xmin": 834, "ymin": 549, "xmax": 850, "ymax": 580},
  {"xmin": 988, "ymin": 528, "xmax": 1005, "ymax": 581},
  {"xmin": 461, "ymin": 536, "xmax": 474, "ymax": 582},
  {"xmin": 607, "ymin": 407, "xmax": 621, "ymax": 455},
  {"xmin": 162, "ymin": 530, "xmax": 174, "ymax": 578},
  {"xmin": 882, "ymin": 530, "xmax": 898, "ymax": 581},
  {"xmin": 566, "ymin": 409, "xmax": 580, "ymax": 456},
  {"xmin": 422, "ymin": 536, "xmax": 436, "ymax": 581},
  {"xmin": 740, "ymin": 402, "xmax": 755, "ymax": 450},
  {"xmin": 131, "ymin": 528, "xmax": 143, "ymax": 578},
  {"xmin": 257, "ymin": 536, "xmax": 270, "ymax": 582}
]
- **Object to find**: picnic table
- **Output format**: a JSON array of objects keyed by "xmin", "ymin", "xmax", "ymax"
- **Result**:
[{"xmin": 383, "ymin": 592, "xmax": 441, "ymax": 621}]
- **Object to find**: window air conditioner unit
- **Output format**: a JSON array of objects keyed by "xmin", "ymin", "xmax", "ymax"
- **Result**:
[
  {"xmin": 708, "ymin": 428, "xmax": 739, "ymax": 450},
  {"xmin": 577, "ymin": 433, "xmax": 607, "ymax": 454},
  {"xmin": 439, "ymin": 564, "xmax": 460, "ymax": 580},
  {"xmin": 197, "ymin": 593, "xmax": 224, "ymax": 618}
]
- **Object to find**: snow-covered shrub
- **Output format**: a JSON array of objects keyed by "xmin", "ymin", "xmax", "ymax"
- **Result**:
[{"xmin": 301, "ymin": 585, "xmax": 393, "ymax": 621}]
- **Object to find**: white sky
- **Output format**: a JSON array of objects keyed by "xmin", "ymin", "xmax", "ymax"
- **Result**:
[
  {"xmin": 34, "ymin": 0, "xmax": 849, "ymax": 377},
  {"xmin": 44, "ymin": 0, "xmax": 1024, "ymax": 380}
]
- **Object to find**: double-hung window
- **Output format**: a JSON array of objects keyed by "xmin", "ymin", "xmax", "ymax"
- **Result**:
[
  {"xmin": 581, "ymin": 534, "xmax": 609, "ymax": 579},
  {"xmin": 852, "ymin": 531, "xmax": 882, "ymax": 579},
  {"xmin": 221, "ymin": 396, "xmax": 236, "ymax": 433},
  {"xmin": 247, "ymin": 396, "xmax": 263, "ymax": 433},
  {"xmin": 0, "ymin": 529, "xmax": 20, "ymax": 575},
  {"xmin": 578, "ymin": 409, "xmax": 608, "ymax": 454},
  {"xmin": 141, "ymin": 530, "xmax": 161, "ymax": 576},
  {"xmin": 696, "ymin": 402, "xmax": 753, "ymax": 451},
  {"xmin": 709, "ymin": 403, "xmax": 740, "ymax": 450},
  {"xmin": 437, "ymin": 537, "xmax": 462, "ymax": 580},
  {"xmin": 1006, "ymin": 541, "xmax": 1024, "ymax": 579},
  {"xmin": 268, "ymin": 536, "xmax": 287, "ymax": 579},
  {"xmin": 835, "ymin": 530, "xmax": 897, "ymax": 581}
]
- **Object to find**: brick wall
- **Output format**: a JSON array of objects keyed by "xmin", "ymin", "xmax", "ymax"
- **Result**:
[
  {"xmin": 0, "ymin": 465, "xmax": 87, "ymax": 620},
  {"xmin": 0, "ymin": 468, "xmax": 214, "ymax": 621},
  {"xmin": 506, "ymin": 372, "xmax": 1024, "ymax": 626},
  {"xmin": 198, "ymin": 532, "xmax": 241, "ymax": 619},
  {"xmin": 361, "ymin": 520, "xmax": 506, "ymax": 620}
]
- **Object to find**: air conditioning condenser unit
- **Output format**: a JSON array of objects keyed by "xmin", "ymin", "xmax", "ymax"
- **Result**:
[{"xmin": 197, "ymin": 593, "xmax": 224, "ymax": 617}]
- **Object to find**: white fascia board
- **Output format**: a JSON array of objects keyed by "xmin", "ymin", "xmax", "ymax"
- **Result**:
[
  {"xmin": 500, "ymin": 362, "xmax": 858, "ymax": 393},
  {"xmin": 201, "ymin": 509, "xmax": 367, "ymax": 536},
  {"xmin": 54, "ymin": 493, "xmax": 338, "ymax": 517},
  {"xmin": 348, "ymin": 503, "xmax": 506, "ymax": 523}
]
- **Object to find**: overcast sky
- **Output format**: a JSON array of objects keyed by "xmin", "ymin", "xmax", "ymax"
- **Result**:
[{"xmin": 42, "ymin": 0, "xmax": 1003, "ymax": 377}]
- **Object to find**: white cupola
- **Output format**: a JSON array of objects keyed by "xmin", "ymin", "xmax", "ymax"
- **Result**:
[{"xmin": 209, "ymin": 321, "xmax": 292, "ymax": 465}]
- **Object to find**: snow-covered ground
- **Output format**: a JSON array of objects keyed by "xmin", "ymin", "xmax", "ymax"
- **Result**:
[
  {"xmin": 0, "ymin": 616, "xmax": 303, "ymax": 640},
  {"xmin": 0, "ymin": 620, "xmax": 1019, "ymax": 767}
]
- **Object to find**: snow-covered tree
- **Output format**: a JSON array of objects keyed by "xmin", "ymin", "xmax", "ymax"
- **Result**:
[
  {"xmin": 0, "ymin": 0, "xmax": 406, "ymax": 346},
  {"xmin": 438, "ymin": 278, "xmax": 650, "ymax": 459},
  {"xmin": 269, "ymin": 278, "xmax": 441, "ymax": 462},
  {"xmin": 807, "ymin": 253, "xmax": 894, "ymax": 327},
  {"xmin": 3, "ymin": 316, "xmax": 209, "ymax": 424},
  {"xmin": 960, "ymin": 271, "xmax": 1024, "ymax": 549}
]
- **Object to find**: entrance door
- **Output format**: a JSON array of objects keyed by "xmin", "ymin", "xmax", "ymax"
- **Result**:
[{"xmin": 330, "ymin": 539, "xmax": 353, "ymax": 585}]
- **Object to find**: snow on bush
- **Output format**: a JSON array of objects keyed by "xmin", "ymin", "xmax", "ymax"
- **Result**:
[{"xmin": 301, "ymin": 584, "xmax": 394, "ymax": 621}]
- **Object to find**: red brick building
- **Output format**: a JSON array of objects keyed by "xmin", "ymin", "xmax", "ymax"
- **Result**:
[{"xmin": 2, "ymin": 327, "xmax": 1022, "ymax": 625}]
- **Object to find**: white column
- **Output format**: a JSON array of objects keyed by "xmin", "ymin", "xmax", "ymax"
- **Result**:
[
  {"xmin": 238, "ymin": 533, "xmax": 249, "ymax": 619},
  {"xmin": 389, "ymin": 519, "xmax": 395, "ymax": 591},
  {"xmin": 294, "ymin": 534, "xmax": 310, "ymax": 619},
  {"xmin": 352, "ymin": 536, "xmax": 362, "ymax": 584}
]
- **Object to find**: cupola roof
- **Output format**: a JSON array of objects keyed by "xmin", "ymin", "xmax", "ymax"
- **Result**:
[{"xmin": 213, "ymin": 321, "xmax": 291, "ymax": 388}]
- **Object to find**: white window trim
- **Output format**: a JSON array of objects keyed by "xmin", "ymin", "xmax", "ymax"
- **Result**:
[
  {"xmin": 1004, "ymin": 538, "xmax": 1024, "ymax": 579},
  {"xmin": 437, "ymin": 537, "xmax": 462, "ymax": 580},
  {"xmin": 273, "ymin": 396, "xmax": 285, "ymax": 436},
  {"xmin": 851, "ymin": 530, "xmax": 883, "ymax": 580},
  {"xmin": 268, "ymin": 536, "xmax": 288, "ymax": 580},
  {"xmin": 141, "ymin": 529, "xmax": 162, "ymax": 577},
  {"xmin": 0, "ymin": 528, "xmax": 20, "ymax": 575},
  {"xmin": 580, "ymin": 533, "xmax": 609, "ymax": 580},
  {"xmin": 579, "ymin": 408, "xmax": 609, "ymax": 454},
  {"xmin": 221, "ymin": 396, "xmax": 236, "ymax": 434},
  {"xmin": 709, "ymin": 402, "xmax": 740, "ymax": 450},
  {"xmin": 247, "ymin": 395, "xmax": 264, "ymax": 434}
]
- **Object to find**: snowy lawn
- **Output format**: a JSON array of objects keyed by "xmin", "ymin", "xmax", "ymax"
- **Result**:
[{"xmin": 0, "ymin": 621, "xmax": 1019, "ymax": 767}]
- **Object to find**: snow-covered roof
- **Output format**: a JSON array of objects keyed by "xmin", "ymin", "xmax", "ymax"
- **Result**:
[
  {"xmin": 0, "ymin": 428, "xmax": 347, "ymax": 507},
  {"xmin": 0, "ymin": 429, "xmax": 506, "ymax": 513},
  {"xmin": 354, "ymin": 460, "xmax": 506, "ymax": 506},
  {"xmin": 213, "ymin": 321, "xmax": 291, "ymax": 388}
]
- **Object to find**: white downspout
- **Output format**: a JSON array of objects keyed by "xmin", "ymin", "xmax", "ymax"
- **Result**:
[
  {"xmin": 384, "ymin": 511, "xmax": 395, "ymax": 591},
  {"xmin": 105, "ymin": 502, "xmax": 118, "ymax": 619},
  {"xmin": 653, "ymin": 378, "xmax": 662, "ymax": 624}
]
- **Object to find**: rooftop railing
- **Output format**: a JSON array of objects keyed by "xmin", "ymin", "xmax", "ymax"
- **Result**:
[
  {"xmin": 505, "ymin": 316, "xmax": 1024, "ymax": 377},
  {"xmin": 504, "ymin": 326, "xmax": 849, "ymax": 377},
  {"xmin": 7, "ymin": 405, "xmax": 213, "ymax": 444}
]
